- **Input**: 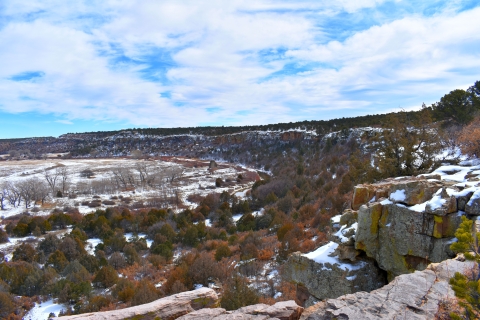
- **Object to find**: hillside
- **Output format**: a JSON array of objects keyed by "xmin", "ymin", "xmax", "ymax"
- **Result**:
[{"xmin": 0, "ymin": 81, "xmax": 479, "ymax": 319}]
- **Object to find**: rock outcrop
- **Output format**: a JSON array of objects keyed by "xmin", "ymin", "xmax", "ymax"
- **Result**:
[
  {"xmin": 177, "ymin": 301, "xmax": 304, "ymax": 320},
  {"xmin": 59, "ymin": 287, "xmax": 219, "ymax": 320},
  {"xmin": 283, "ymin": 244, "xmax": 385, "ymax": 307},
  {"xmin": 300, "ymin": 257, "xmax": 476, "ymax": 320},
  {"xmin": 353, "ymin": 175, "xmax": 477, "ymax": 279},
  {"xmin": 355, "ymin": 200, "xmax": 460, "ymax": 279},
  {"xmin": 285, "ymin": 162, "xmax": 480, "ymax": 307},
  {"xmin": 57, "ymin": 289, "xmax": 303, "ymax": 320}
]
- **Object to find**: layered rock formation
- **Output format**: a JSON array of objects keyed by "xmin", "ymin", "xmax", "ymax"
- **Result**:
[
  {"xmin": 285, "ymin": 162, "xmax": 480, "ymax": 307},
  {"xmin": 300, "ymin": 257, "xmax": 476, "ymax": 320},
  {"xmin": 283, "ymin": 243, "xmax": 385, "ymax": 307},
  {"xmin": 353, "ymin": 175, "xmax": 477, "ymax": 279},
  {"xmin": 178, "ymin": 300, "xmax": 303, "ymax": 320}
]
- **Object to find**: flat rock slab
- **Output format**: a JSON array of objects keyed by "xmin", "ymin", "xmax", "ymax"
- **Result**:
[
  {"xmin": 178, "ymin": 301, "xmax": 303, "ymax": 320},
  {"xmin": 58, "ymin": 287, "xmax": 218, "ymax": 320},
  {"xmin": 300, "ymin": 258, "xmax": 476, "ymax": 320}
]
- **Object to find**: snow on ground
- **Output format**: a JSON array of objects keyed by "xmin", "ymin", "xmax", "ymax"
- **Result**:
[
  {"xmin": 23, "ymin": 299, "xmax": 64, "ymax": 320},
  {"xmin": 303, "ymin": 241, "xmax": 366, "ymax": 271},
  {"xmin": 0, "ymin": 158, "xmax": 258, "ymax": 220},
  {"xmin": 407, "ymin": 161, "xmax": 480, "ymax": 212},
  {"xmin": 124, "ymin": 232, "xmax": 153, "ymax": 247},
  {"xmin": 331, "ymin": 215, "xmax": 341, "ymax": 224},
  {"xmin": 86, "ymin": 233, "xmax": 153, "ymax": 255},
  {"xmin": 0, "ymin": 235, "xmax": 36, "ymax": 261},
  {"xmin": 235, "ymin": 189, "xmax": 249, "ymax": 198},
  {"xmin": 430, "ymin": 163, "xmax": 480, "ymax": 183},
  {"xmin": 334, "ymin": 223, "xmax": 358, "ymax": 243},
  {"xmin": 85, "ymin": 238, "xmax": 103, "ymax": 255},
  {"xmin": 380, "ymin": 199, "xmax": 393, "ymax": 205}
]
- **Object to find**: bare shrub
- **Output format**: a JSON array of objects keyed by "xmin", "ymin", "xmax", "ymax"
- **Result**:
[
  {"xmin": 88, "ymin": 202, "xmax": 101, "ymax": 208},
  {"xmin": 187, "ymin": 193, "xmax": 203, "ymax": 204},
  {"xmin": 458, "ymin": 116, "xmax": 480, "ymax": 158}
]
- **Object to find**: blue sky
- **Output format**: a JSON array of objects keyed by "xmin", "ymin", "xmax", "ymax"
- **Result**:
[{"xmin": 1, "ymin": 0, "xmax": 479, "ymax": 138}]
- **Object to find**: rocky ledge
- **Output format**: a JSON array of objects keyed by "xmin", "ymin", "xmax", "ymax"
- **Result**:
[
  {"xmin": 300, "ymin": 257, "xmax": 476, "ymax": 320},
  {"xmin": 59, "ymin": 287, "xmax": 219, "ymax": 320},
  {"xmin": 57, "ymin": 289, "xmax": 303, "ymax": 320}
]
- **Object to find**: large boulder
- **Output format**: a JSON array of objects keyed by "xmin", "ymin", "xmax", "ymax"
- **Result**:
[
  {"xmin": 283, "ymin": 242, "xmax": 386, "ymax": 307},
  {"xmin": 387, "ymin": 179, "xmax": 442, "ymax": 205},
  {"xmin": 300, "ymin": 257, "xmax": 476, "ymax": 320},
  {"xmin": 355, "ymin": 201, "xmax": 460, "ymax": 279},
  {"xmin": 352, "ymin": 185, "xmax": 376, "ymax": 210},
  {"xmin": 465, "ymin": 190, "xmax": 480, "ymax": 215}
]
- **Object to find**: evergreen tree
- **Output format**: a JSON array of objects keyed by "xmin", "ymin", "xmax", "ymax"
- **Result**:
[
  {"xmin": 449, "ymin": 216, "xmax": 480, "ymax": 319},
  {"xmin": 220, "ymin": 275, "xmax": 259, "ymax": 311}
]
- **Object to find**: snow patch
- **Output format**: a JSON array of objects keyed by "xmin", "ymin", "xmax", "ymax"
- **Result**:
[
  {"xmin": 389, "ymin": 189, "xmax": 406, "ymax": 202},
  {"xmin": 23, "ymin": 299, "xmax": 64, "ymax": 320},
  {"xmin": 467, "ymin": 189, "xmax": 480, "ymax": 206},
  {"xmin": 303, "ymin": 241, "xmax": 365, "ymax": 271},
  {"xmin": 333, "ymin": 223, "xmax": 358, "ymax": 243},
  {"xmin": 331, "ymin": 215, "xmax": 341, "ymax": 223},
  {"xmin": 85, "ymin": 238, "xmax": 102, "ymax": 255}
]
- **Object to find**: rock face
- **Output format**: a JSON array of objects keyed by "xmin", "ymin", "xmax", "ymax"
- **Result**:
[
  {"xmin": 466, "ymin": 190, "xmax": 480, "ymax": 215},
  {"xmin": 59, "ymin": 287, "xmax": 219, "ymax": 320},
  {"xmin": 283, "ymin": 249, "xmax": 385, "ymax": 307},
  {"xmin": 300, "ymin": 257, "xmax": 476, "ymax": 320},
  {"xmin": 284, "ymin": 206, "xmax": 386, "ymax": 307},
  {"xmin": 353, "ymin": 177, "xmax": 472, "ymax": 279},
  {"xmin": 177, "ymin": 301, "xmax": 304, "ymax": 320},
  {"xmin": 355, "ymin": 201, "xmax": 460, "ymax": 279}
]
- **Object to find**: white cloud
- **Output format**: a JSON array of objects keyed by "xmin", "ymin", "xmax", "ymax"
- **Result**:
[
  {"xmin": 55, "ymin": 119, "xmax": 73, "ymax": 125},
  {"xmin": 0, "ymin": 1, "xmax": 479, "ymax": 130}
]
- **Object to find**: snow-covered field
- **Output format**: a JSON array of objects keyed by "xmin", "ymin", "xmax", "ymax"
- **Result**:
[{"xmin": 0, "ymin": 157, "xmax": 258, "ymax": 220}]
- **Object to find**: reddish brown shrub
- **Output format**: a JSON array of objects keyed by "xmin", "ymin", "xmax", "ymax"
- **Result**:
[{"xmin": 458, "ymin": 116, "xmax": 480, "ymax": 157}]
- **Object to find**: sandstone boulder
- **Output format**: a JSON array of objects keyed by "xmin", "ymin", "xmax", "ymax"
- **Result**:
[
  {"xmin": 352, "ymin": 185, "xmax": 376, "ymax": 210},
  {"xmin": 388, "ymin": 179, "xmax": 441, "ymax": 205},
  {"xmin": 178, "ymin": 301, "xmax": 303, "ymax": 320},
  {"xmin": 300, "ymin": 257, "xmax": 476, "ymax": 320},
  {"xmin": 425, "ymin": 194, "xmax": 457, "ymax": 216},
  {"xmin": 339, "ymin": 209, "xmax": 357, "ymax": 227},
  {"xmin": 283, "ymin": 243, "xmax": 385, "ymax": 308}
]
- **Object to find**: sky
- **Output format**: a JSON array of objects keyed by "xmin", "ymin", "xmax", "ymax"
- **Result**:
[{"xmin": 0, "ymin": 0, "xmax": 479, "ymax": 138}]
